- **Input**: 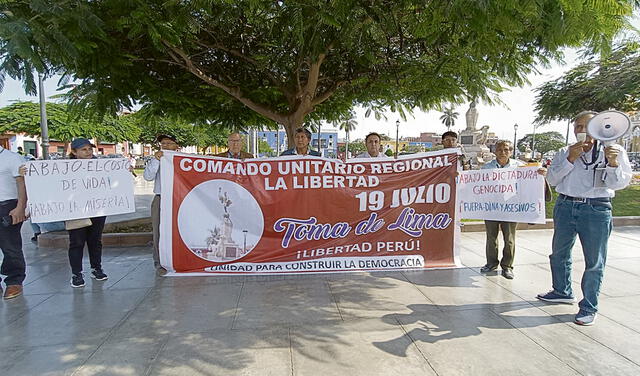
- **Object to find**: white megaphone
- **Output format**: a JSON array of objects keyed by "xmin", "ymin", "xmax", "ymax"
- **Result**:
[{"xmin": 586, "ymin": 110, "xmax": 631, "ymax": 146}]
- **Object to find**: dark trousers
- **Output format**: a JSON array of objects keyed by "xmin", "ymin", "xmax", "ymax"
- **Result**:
[
  {"xmin": 151, "ymin": 195, "xmax": 161, "ymax": 268},
  {"xmin": 0, "ymin": 199, "xmax": 26, "ymax": 286},
  {"xmin": 68, "ymin": 216, "xmax": 106, "ymax": 275},
  {"xmin": 484, "ymin": 220, "xmax": 517, "ymax": 270}
]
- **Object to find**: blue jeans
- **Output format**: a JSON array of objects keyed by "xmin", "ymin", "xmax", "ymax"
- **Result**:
[{"xmin": 550, "ymin": 198, "xmax": 612, "ymax": 313}]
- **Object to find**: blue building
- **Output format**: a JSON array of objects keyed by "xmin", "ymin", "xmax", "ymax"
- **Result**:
[{"xmin": 256, "ymin": 129, "xmax": 338, "ymax": 158}]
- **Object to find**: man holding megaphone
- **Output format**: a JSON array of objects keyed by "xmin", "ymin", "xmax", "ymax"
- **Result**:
[{"xmin": 537, "ymin": 110, "xmax": 632, "ymax": 326}]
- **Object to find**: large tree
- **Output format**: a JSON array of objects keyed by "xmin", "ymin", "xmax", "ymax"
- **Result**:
[
  {"xmin": 535, "ymin": 42, "xmax": 640, "ymax": 123},
  {"xmin": 0, "ymin": 101, "xmax": 140, "ymax": 142},
  {"xmin": 517, "ymin": 131, "xmax": 565, "ymax": 155},
  {"xmin": 1, "ymin": 1, "xmax": 637, "ymax": 145}
]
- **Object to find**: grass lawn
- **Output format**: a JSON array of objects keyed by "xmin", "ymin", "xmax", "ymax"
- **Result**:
[{"xmin": 545, "ymin": 184, "xmax": 640, "ymax": 218}]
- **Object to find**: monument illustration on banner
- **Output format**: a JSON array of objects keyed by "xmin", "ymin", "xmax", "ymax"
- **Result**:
[
  {"xmin": 459, "ymin": 100, "xmax": 493, "ymax": 166},
  {"xmin": 177, "ymin": 178, "xmax": 264, "ymax": 263},
  {"xmin": 198, "ymin": 188, "xmax": 250, "ymax": 261}
]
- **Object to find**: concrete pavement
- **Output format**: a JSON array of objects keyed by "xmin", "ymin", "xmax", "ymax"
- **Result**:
[{"xmin": 1, "ymin": 225, "xmax": 639, "ymax": 375}]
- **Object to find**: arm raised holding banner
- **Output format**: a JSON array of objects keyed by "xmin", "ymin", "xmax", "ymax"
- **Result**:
[{"xmin": 145, "ymin": 134, "xmax": 180, "ymax": 275}]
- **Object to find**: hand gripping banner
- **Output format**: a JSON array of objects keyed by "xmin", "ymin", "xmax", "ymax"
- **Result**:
[{"xmin": 159, "ymin": 150, "xmax": 459, "ymax": 275}]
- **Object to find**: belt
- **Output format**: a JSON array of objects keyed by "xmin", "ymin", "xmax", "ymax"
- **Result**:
[
  {"xmin": 559, "ymin": 194, "xmax": 611, "ymax": 207},
  {"xmin": 0, "ymin": 199, "xmax": 18, "ymax": 205}
]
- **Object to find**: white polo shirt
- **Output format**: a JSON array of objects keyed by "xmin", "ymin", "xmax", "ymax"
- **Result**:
[{"xmin": 0, "ymin": 146, "xmax": 24, "ymax": 201}]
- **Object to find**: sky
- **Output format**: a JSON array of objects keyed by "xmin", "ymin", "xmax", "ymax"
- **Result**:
[{"xmin": 0, "ymin": 48, "xmax": 601, "ymax": 145}]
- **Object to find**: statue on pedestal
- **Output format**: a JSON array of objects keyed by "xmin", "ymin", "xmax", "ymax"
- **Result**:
[
  {"xmin": 458, "ymin": 100, "xmax": 493, "ymax": 167},
  {"xmin": 203, "ymin": 188, "xmax": 243, "ymax": 261},
  {"xmin": 465, "ymin": 101, "xmax": 478, "ymax": 131}
]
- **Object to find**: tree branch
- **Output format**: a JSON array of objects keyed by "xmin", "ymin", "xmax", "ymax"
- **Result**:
[
  {"xmin": 311, "ymin": 81, "xmax": 346, "ymax": 107},
  {"xmin": 163, "ymin": 41, "xmax": 286, "ymax": 124},
  {"xmin": 193, "ymin": 39, "xmax": 284, "ymax": 90}
]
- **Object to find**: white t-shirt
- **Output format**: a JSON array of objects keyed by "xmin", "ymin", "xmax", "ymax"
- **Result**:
[{"xmin": 0, "ymin": 146, "xmax": 24, "ymax": 200}]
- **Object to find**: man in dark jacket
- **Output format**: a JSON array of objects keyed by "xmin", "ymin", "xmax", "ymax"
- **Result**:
[
  {"xmin": 280, "ymin": 128, "xmax": 321, "ymax": 156},
  {"xmin": 215, "ymin": 132, "xmax": 254, "ymax": 159}
]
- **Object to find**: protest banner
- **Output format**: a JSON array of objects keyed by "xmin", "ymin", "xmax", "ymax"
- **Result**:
[
  {"xmin": 159, "ymin": 150, "xmax": 460, "ymax": 275},
  {"xmin": 457, "ymin": 166, "xmax": 545, "ymax": 223},
  {"xmin": 24, "ymin": 158, "xmax": 135, "ymax": 222}
]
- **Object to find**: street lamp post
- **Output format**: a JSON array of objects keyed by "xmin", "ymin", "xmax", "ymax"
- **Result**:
[
  {"xmin": 513, "ymin": 123, "xmax": 518, "ymax": 158},
  {"xmin": 531, "ymin": 124, "xmax": 538, "ymax": 161},
  {"xmin": 395, "ymin": 120, "xmax": 400, "ymax": 159},
  {"xmin": 38, "ymin": 73, "xmax": 50, "ymax": 160}
]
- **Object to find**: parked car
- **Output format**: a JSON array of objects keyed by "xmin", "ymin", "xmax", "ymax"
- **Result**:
[{"xmin": 48, "ymin": 152, "xmax": 66, "ymax": 160}]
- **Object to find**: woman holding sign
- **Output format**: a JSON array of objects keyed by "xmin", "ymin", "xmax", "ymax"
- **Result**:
[{"xmin": 66, "ymin": 138, "xmax": 108, "ymax": 288}]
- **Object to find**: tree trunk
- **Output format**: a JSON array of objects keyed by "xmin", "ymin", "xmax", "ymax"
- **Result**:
[
  {"xmin": 345, "ymin": 130, "xmax": 350, "ymax": 161},
  {"xmin": 282, "ymin": 117, "xmax": 306, "ymax": 149}
]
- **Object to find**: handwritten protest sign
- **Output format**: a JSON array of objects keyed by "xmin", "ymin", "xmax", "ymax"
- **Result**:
[
  {"xmin": 457, "ymin": 166, "xmax": 545, "ymax": 223},
  {"xmin": 24, "ymin": 159, "xmax": 135, "ymax": 222},
  {"xmin": 159, "ymin": 150, "xmax": 460, "ymax": 275}
]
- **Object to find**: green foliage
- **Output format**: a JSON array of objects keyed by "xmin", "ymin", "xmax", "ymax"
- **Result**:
[
  {"xmin": 258, "ymin": 139, "xmax": 273, "ymax": 155},
  {"xmin": 404, "ymin": 145, "xmax": 426, "ymax": 154},
  {"xmin": 545, "ymin": 185, "xmax": 640, "ymax": 218},
  {"xmin": 517, "ymin": 131, "xmax": 565, "ymax": 154},
  {"xmin": 535, "ymin": 42, "xmax": 640, "ymax": 123},
  {"xmin": 2, "ymin": 0, "xmax": 637, "ymax": 145},
  {"xmin": 0, "ymin": 101, "xmax": 139, "ymax": 142},
  {"xmin": 384, "ymin": 148, "xmax": 394, "ymax": 157},
  {"xmin": 124, "ymin": 111, "xmax": 227, "ymax": 149},
  {"xmin": 339, "ymin": 141, "xmax": 365, "ymax": 155}
]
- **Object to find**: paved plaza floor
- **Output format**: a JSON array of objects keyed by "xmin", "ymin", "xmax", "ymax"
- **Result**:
[{"xmin": 1, "ymin": 223, "xmax": 640, "ymax": 375}]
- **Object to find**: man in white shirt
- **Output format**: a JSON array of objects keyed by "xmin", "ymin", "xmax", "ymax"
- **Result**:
[
  {"xmin": 356, "ymin": 132, "xmax": 390, "ymax": 158},
  {"xmin": 143, "ymin": 134, "xmax": 180, "ymax": 275},
  {"xmin": 537, "ymin": 111, "xmax": 632, "ymax": 326},
  {"xmin": 0, "ymin": 146, "xmax": 28, "ymax": 299}
]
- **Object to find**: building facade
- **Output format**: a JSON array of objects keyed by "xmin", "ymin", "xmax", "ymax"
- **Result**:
[{"xmin": 256, "ymin": 128, "xmax": 339, "ymax": 158}]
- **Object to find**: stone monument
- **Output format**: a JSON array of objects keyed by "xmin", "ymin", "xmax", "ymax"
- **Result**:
[
  {"xmin": 202, "ymin": 188, "xmax": 246, "ymax": 261},
  {"xmin": 459, "ymin": 101, "xmax": 492, "ymax": 166}
]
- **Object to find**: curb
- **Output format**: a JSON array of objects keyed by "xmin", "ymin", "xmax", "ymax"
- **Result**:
[
  {"xmin": 38, "ymin": 216, "xmax": 152, "ymax": 248},
  {"xmin": 37, "ymin": 216, "xmax": 640, "ymax": 248},
  {"xmin": 38, "ymin": 232, "xmax": 152, "ymax": 249},
  {"xmin": 461, "ymin": 216, "xmax": 640, "ymax": 232}
]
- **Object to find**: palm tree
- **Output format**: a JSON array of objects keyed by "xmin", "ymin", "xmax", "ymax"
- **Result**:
[
  {"xmin": 439, "ymin": 106, "xmax": 459, "ymax": 131},
  {"xmin": 339, "ymin": 114, "xmax": 358, "ymax": 160}
]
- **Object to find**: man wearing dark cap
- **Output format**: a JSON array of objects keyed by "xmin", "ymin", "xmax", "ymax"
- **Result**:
[
  {"xmin": 143, "ymin": 134, "xmax": 179, "ymax": 275},
  {"xmin": 280, "ymin": 128, "xmax": 322, "ymax": 156}
]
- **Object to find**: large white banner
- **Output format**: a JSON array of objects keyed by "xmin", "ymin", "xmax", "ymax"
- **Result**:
[
  {"xmin": 24, "ymin": 158, "xmax": 135, "ymax": 223},
  {"xmin": 457, "ymin": 166, "xmax": 546, "ymax": 224}
]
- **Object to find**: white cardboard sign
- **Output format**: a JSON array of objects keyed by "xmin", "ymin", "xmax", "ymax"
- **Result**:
[
  {"xmin": 457, "ymin": 166, "xmax": 546, "ymax": 224},
  {"xmin": 25, "ymin": 158, "xmax": 135, "ymax": 222}
]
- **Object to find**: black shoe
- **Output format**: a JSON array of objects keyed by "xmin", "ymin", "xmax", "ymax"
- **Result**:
[
  {"xmin": 31, "ymin": 233, "xmax": 40, "ymax": 242},
  {"xmin": 502, "ymin": 268, "xmax": 514, "ymax": 279},
  {"xmin": 71, "ymin": 273, "xmax": 85, "ymax": 288},
  {"xmin": 480, "ymin": 264, "xmax": 498, "ymax": 273},
  {"xmin": 91, "ymin": 268, "xmax": 108, "ymax": 281}
]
